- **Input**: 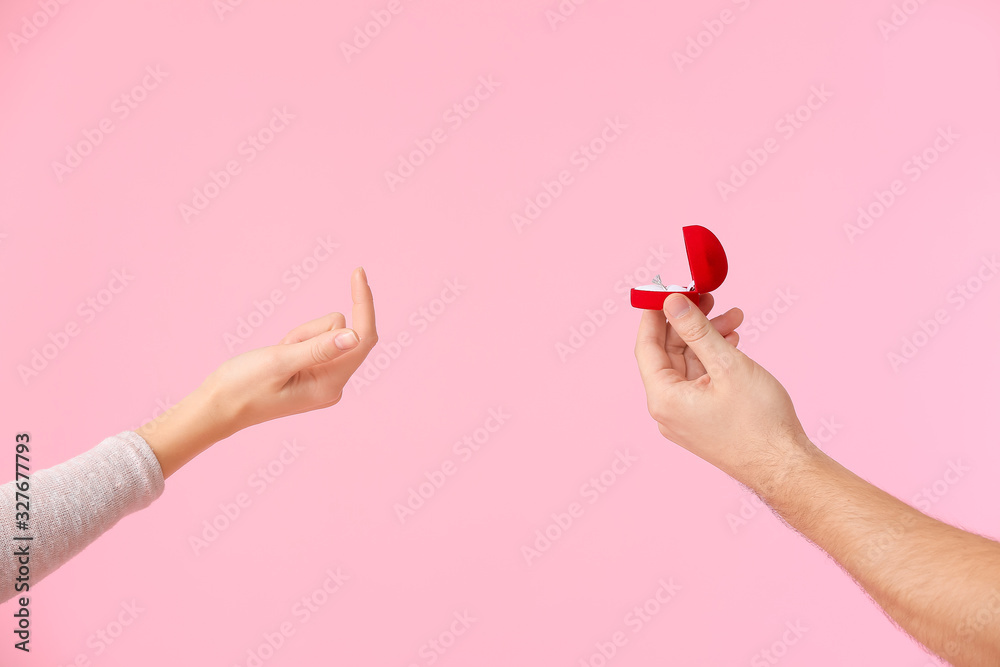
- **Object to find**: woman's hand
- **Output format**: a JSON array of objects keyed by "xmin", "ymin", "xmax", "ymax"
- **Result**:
[
  {"xmin": 207, "ymin": 266, "xmax": 378, "ymax": 433},
  {"xmin": 634, "ymin": 292, "xmax": 807, "ymax": 487},
  {"xmin": 138, "ymin": 267, "xmax": 377, "ymax": 479}
]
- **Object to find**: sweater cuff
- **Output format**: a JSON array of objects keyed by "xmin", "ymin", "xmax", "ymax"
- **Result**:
[{"xmin": 111, "ymin": 430, "xmax": 166, "ymax": 506}]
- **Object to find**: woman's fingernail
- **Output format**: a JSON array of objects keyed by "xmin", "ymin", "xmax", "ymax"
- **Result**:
[
  {"xmin": 334, "ymin": 330, "xmax": 359, "ymax": 350},
  {"xmin": 665, "ymin": 294, "xmax": 691, "ymax": 318}
]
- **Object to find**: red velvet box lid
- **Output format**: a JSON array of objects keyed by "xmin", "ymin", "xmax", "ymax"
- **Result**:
[{"xmin": 630, "ymin": 225, "xmax": 729, "ymax": 310}]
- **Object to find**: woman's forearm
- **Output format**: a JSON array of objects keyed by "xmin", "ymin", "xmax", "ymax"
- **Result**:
[
  {"xmin": 0, "ymin": 432, "xmax": 164, "ymax": 601},
  {"xmin": 135, "ymin": 379, "xmax": 238, "ymax": 479},
  {"xmin": 750, "ymin": 436, "xmax": 1000, "ymax": 666}
]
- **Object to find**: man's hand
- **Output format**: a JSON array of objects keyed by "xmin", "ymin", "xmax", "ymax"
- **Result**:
[
  {"xmin": 635, "ymin": 292, "xmax": 807, "ymax": 486},
  {"xmin": 635, "ymin": 291, "xmax": 1000, "ymax": 665}
]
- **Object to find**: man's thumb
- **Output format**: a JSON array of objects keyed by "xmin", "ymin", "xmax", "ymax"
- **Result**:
[
  {"xmin": 663, "ymin": 294, "xmax": 739, "ymax": 377},
  {"xmin": 277, "ymin": 328, "xmax": 359, "ymax": 374}
]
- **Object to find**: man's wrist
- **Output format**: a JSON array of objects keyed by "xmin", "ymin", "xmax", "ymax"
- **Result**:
[{"xmin": 737, "ymin": 428, "xmax": 828, "ymax": 505}]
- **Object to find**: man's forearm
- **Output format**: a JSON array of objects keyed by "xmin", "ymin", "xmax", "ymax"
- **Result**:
[
  {"xmin": 136, "ymin": 380, "xmax": 238, "ymax": 479},
  {"xmin": 746, "ymin": 435, "xmax": 1000, "ymax": 666}
]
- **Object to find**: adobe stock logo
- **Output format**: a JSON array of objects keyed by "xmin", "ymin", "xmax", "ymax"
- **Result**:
[
  {"xmin": 179, "ymin": 107, "xmax": 295, "ymax": 223},
  {"xmin": 726, "ymin": 416, "xmax": 844, "ymax": 535},
  {"xmin": 222, "ymin": 236, "xmax": 339, "ymax": 352},
  {"xmin": 233, "ymin": 567, "xmax": 350, "ymax": 667},
  {"xmin": 51, "ymin": 66, "xmax": 168, "ymax": 183},
  {"xmin": 750, "ymin": 620, "xmax": 809, "ymax": 666},
  {"xmin": 844, "ymin": 126, "xmax": 958, "ymax": 243},
  {"xmin": 213, "ymin": 0, "xmax": 249, "ymax": 21},
  {"xmin": 521, "ymin": 449, "xmax": 638, "ymax": 565},
  {"xmin": 544, "ymin": 0, "xmax": 593, "ymax": 30},
  {"xmin": 672, "ymin": 0, "xmax": 755, "ymax": 73},
  {"xmin": 54, "ymin": 600, "xmax": 145, "ymax": 667},
  {"xmin": 351, "ymin": 278, "xmax": 467, "ymax": 394},
  {"xmin": 188, "ymin": 440, "xmax": 306, "ymax": 556},
  {"xmin": 578, "ymin": 578, "xmax": 681, "ymax": 667},
  {"xmin": 555, "ymin": 246, "xmax": 670, "ymax": 362},
  {"xmin": 877, "ymin": 0, "xmax": 932, "ymax": 41},
  {"xmin": 911, "ymin": 460, "xmax": 971, "ymax": 513},
  {"xmin": 131, "ymin": 396, "xmax": 177, "ymax": 434},
  {"xmin": 716, "ymin": 85, "xmax": 832, "ymax": 203},
  {"xmin": 394, "ymin": 408, "xmax": 511, "ymax": 524},
  {"xmin": 17, "ymin": 269, "xmax": 135, "ymax": 386},
  {"xmin": 404, "ymin": 611, "xmax": 477, "ymax": 667},
  {"xmin": 512, "ymin": 117, "xmax": 627, "ymax": 233},
  {"xmin": 740, "ymin": 288, "xmax": 799, "ymax": 345},
  {"xmin": 887, "ymin": 255, "xmax": 998, "ymax": 372},
  {"xmin": 339, "ymin": 0, "xmax": 420, "ymax": 63},
  {"xmin": 942, "ymin": 588, "xmax": 1000, "ymax": 664},
  {"xmin": 8, "ymin": 0, "xmax": 72, "ymax": 54},
  {"xmin": 384, "ymin": 76, "xmax": 500, "ymax": 192}
]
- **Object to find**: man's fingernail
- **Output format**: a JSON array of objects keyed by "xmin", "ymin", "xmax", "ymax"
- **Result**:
[
  {"xmin": 665, "ymin": 295, "xmax": 691, "ymax": 318},
  {"xmin": 334, "ymin": 330, "xmax": 359, "ymax": 350}
]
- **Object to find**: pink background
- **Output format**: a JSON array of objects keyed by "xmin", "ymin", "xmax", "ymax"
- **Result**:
[{"xmin": 3, "ymin": 0, "xmax": 1000, "ymax": 665}]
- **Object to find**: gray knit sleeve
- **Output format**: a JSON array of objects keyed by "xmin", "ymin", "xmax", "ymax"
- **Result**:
[{"xmin": 0, "ymin": 431, "xmax": 165, "ymax": 603}]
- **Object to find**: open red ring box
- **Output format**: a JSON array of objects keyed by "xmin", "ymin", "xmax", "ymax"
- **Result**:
[{"xmin": 630, "ymin": 225, "xmax": 729, "ymax": 310}]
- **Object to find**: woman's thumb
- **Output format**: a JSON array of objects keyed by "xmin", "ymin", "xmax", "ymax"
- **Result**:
[{"xmin": 276, "ymin": 328, "xmax": 359, "ymax": 374}]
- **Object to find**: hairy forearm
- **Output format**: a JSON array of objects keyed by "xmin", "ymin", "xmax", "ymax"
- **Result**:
[
  {"xmin": 746, "ymin": 436, "xmax": 1000, "ymax": 666},
  {"xmin": 135, "ymin": 380, "xmax": 238, "ymax": 479}
]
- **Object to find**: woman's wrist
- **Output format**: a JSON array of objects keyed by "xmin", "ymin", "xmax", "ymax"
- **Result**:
[{"xmin": 136, "ymin": 379, "xmax": 241, "ymax": 479}]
